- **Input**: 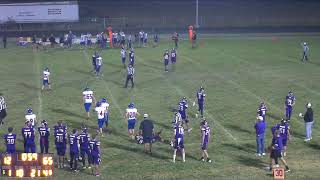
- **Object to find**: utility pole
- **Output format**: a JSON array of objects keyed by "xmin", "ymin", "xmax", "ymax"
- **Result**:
[{"xmin": 195, "ymin": 0, "xmax": 199, "ymax": 28}]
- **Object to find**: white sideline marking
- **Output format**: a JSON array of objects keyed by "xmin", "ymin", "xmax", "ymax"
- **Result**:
[{"xmin": 136, "ymin": 54, "xmax": 238, "ymax": 142}]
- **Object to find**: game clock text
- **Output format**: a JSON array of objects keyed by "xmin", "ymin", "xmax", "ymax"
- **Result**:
[{"xmin": 1, "ymin": 153, "xmax": 54, "ymax": 177}]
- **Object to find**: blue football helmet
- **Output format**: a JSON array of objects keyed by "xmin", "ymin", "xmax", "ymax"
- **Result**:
[
  {"xmin": 84, "ymin": 87, "xmax": 90, "ymax": 91},
  {"xmin": 27, "ymin": 108, "xmax": 33, "ymax": 114},
  {"xmin": 96, "ymin": 101, "xmax": 101, "ymax": 107},
  {"xmin": 128, "ymin": 102, "xmax": 135, "ymax": 108},
  {"xmin": 101, "ymin": 98, "xmax": 107, "ymax": 103},
  {"xmin": 41, "ymin": 120, "xmax": 48, "ymax": 127}
]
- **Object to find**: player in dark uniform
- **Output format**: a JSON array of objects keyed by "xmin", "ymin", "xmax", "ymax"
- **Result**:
[
  {"xmin": 38, "ymin": 120, "xmax": 50, "ymax": 153},
  {"xmin": 257, "ymin": 101, "xmax": 267, "ymax": 121},
  {"xmin": 172, "ymin": 121, "xmax": 185, "ymax": 163},
  {"xmin": 3, "ymin": 127, "xmax": 16, "ymax": 153},
  {"xmin": 129, "ymin": 48, "xmax": 135, "ymax": 66},
  {"xmin": 92, "ymin": 51, "xmax": 98, "ymax": 73},
  {"xmin": 194, "ymin": 86, "xmax": 206, "ymax": 118},
  {"xmin": 269, "ymin": 130, "xmax": 290, "ymax": 172},
  {"xmin": 273, "ymin": 119, "xmax": 290, "ymax": 156},
  {"xmin": 54, "ymin": 121, "xmax": 67, "ymax": 169},
  {"xmin": 192, "ymin": 30, "xmax": 197, "ymax": 48},
  {"xmin": 89, "ymin": 134, "xmax": 101, "ymax": 176},
  {"xmin": 178, "ymin": 97, "xmax": 191, "ymax": 132},
  {"xmin": 163, "ymin": 50, "xmax": 169, "ymax": 72},
  {"xmin": 200, "ymin": 119, "xmax": 211, "ymax": 163},
  {"xmin": 69, "ymin": 129, "xmax": 80, "ymax": 172},
  {"xmin": 285, "ymin": 91, "xmax": 296, "ymax": 121},
  {"xmin": 79, "ymin": 126, "xmax": 91, "ymax": 169},
  {"xmin": 170, "ymin": 48, "xmax": 177, "ymax": 64},
  {"xmin": 22, "ymin": 121, "xmax": 36, "ymax": 153}
]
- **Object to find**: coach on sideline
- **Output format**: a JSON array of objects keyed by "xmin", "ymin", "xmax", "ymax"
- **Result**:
[
  {"xmin": 301, "ymin": 103, "xmax": 313, "ymax": 142},
  {"xmin": 0, "ymin": 94, "xmax": 7, "ymax": 125},
  {"xmin": 139, "ymin": 114, "xmax": 154, "ymax": 154}
]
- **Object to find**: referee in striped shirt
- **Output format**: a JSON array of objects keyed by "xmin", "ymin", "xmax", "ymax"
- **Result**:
[
  {"xmin": 0, "ymin": 94, "xmax": 7, "ymax": 125},
  {"xmin": 124, "ymin": 64, "xmax": 135, "ymax": 88}
]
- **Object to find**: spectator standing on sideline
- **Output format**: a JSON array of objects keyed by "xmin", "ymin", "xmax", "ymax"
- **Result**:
[
  {"xmin": 2, "ymin": 34, "xmax": 7, "ymax": 48},
  {"xmin": 254, "ymin": 116, "xmax": 266, "ymax": 156},
  {"xmin": 139, "ymin": 114, "xmax": 154, "ymax": 154},
  {"xmin": 300, "ymin": 103, "xmax": 313, "ymax": 142},
  {"xmin": 0, "ymin": 94, "xmax": 7, "ymax": 125},
  {"xmin": 49, "ymin": 34, "xmax": 56, "ymax": 48},
  {"xmin": 192, "ymin": 30, "xmax": 197, "ymax": 48}
]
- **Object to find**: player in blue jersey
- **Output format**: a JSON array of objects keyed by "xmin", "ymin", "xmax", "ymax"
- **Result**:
[
  {"xmin": 89, "ymin": 134, "xmax": 101, "ymax": 176},
  {"xmin": 178, "ymin": 97, "xmax": 191, "ymax": 132},
  {"xmin": 121, "ymin": 47, "xmax": 126, "ymax": 68},
  {"xmin": 54, "ymin": 121, "xmax": 67, "ymax": 169},
  {"xmin": 200, "ymin": 119, "xmax": 212, "ymax": 163},
  {"xmin": 82, "ymin": 87, "xmax": 96, "ymax": 120},
  {"xmin": 79, "ymin": 126, "xmax": 91, "ymax": 169},
  {"xmin": 69, "ymin": 129, "xmax": 80, "ymax": 172},
  {"xmin": 3, "ymin": 127, "xmax": 16, "ymax": 153},
  {"xmin": 129, "ymin": 48, "xmax": 135, "ymax": 66},
  {"xmin": 257, "ymin": 101, "xmax": 267, "ymax": 121},
  {"xmin": 170, "ymin": 48, "xmax": 177, "ymax": 64},
  {"xmin": 95, "ymin": 101, "xmax": 106, "ymax": 136},
  {"xmin": 172, "ymin": 121, "xmax": 185, "ymax": 163},
  {"xmin": 125, "ymin": 102, "xmax": 140, "ymax": 140},
  {"xmin": 269, "ymin": 130, "xmax": 290, "ymax": 172},
  {"xmin": 285, "ymin": 91, "xmax": 296, "ymax": 121},
  {"xmin": 22, "ymin": 121, "xmax": 36, "ymax": 153},
  {"xmin": 38, "ymin": 120, "xmax": 50, "ymax": 153},
  {"xmin": 163, "ymin": 49, "xmax": 169, "ymax": 72},
  {"xmin": 41, "ymin": 67, "xmax": 51, "ymax": 90},
  {"xmin": 274, "ymin": 119, "xmax": 290, "ymax": 156},
  {"xmin": 193, "ymin": 86, "xmax": 206, "ymax": 118}
]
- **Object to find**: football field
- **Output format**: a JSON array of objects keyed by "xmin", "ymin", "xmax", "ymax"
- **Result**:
[{"xmin": 1, "ymin": 33, "xmax": 320, "ymax": 180}]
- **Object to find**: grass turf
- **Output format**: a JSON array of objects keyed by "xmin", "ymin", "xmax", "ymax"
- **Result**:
[{"xmin": 1, "ymin": 34, "xmax": 320, "ymax": 179}]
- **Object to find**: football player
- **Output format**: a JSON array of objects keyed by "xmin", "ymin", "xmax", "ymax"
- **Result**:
[
  {"xmin": 125, "ymin": 102, "xmax": 140, "ymax": 140},
  {"xmin": 79, "ymin": 126, "xmax": 91, "ymax": 169},
  {"xmin": 54, "ymin": 121, "xmax": 67, "ymax": 169},
  {"xmin": 91, "ymin": 51, "xmax": 98, "ymax": 73},
  {"xmin": 121, "ymin": 47, "xmax": 126, "ymax": 68},
  {"xmin": 172, "ymin": 111, "xmax": 182, "ymax": 128},
  {"xmin": 38, "ymin": 120, "xmax": 50, "ymax": 153},
  {"xmin": 257, "ymin": 101, "xmax": 267, "ymax": 121},
  {"xmin": 82, "ymin": 87, "xmax": 96, "ymax": 119},
  {"xmin": 25, "ymin": 108, "xmax": 37, "ymax": 129},
  {"xmin": 69, "ymin": 129, "xmax": 80, "ymax": 172},
  {"xmin": 42, "ymin": 67, "xmax": 51, "ymax": 90},
  {"xmin": 274, "ymin": 119, "xmax": 290, "ymax": 156},
  {"xmin": 172, "ymin": 121, "xmax": 185, "ymax": 163},
  {"xmin": 200, "ymin": 119, "xmax": 211, "ymax": 163},
  {"xmin": 95, "ymin": 101, "xmax": 106, "ymax": 136},
  {"xmin": 285, "ymin": 91, "xmax": 296, "ymax": 121},
  {"xmin": 170, "ymin": 48, "xmax": 177, "ymax": 64},
  {"xmin": 301, "ymin": 42, "xmax": 309, "ymax": 62},
  {"xmin": 101, "ymin": 98, "xmax": 110, "ymax": 131},
  {"xmin": 22, "ymin": 121, "xmax": 36, "ymax": 153},
  {"xmin": 163, "ymin": 49, "xmax": 169, "ymax": 72},
  {"xmin": 3, "ymin": 127, "xmax": 16, "ymax": 153},
  {"xmin": 129, "ymin": 48, "xmax": 135, "ymax": 66},
  {"xmin": 95, "ymin": 56, "xmax": 103, "ymax": 77},
  {"xmin": 89, "ymin": 134, "xmax": 101, "ymax": 176},
  {"xmin": 193, "ymin": 86, "xmax": 206, "ymax": 118},
  {"xmin": 269, "ymin": 130, "xmax": 290, "ymax": 172},
  {"xmin": 178, "ymin": 97, "xmax": 191, "ymax": 132}
]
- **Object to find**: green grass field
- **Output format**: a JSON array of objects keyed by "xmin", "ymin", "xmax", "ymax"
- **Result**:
[{"xmin": 1, "ymin": 34, "xmax": 320, "ymax": 180}]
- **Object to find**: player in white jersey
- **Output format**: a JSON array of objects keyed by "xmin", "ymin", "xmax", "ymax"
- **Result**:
[
  {"xmin": 42, "ymin": 67, "xmax": 51, "ymax": 90},
  {"xmin": 125, "ymin": 102, "xmax": 140, "ymax": 140},
  {"xmin": 101, "ymin": 98, "xmax": 110, "ymax": 130},
  {"xmin": 95, "ymin": 101, "xmax": 106, "ymax": 136},
  {"xmin": 95, "ymin": 57, "xmax": 103, "ymax": 77},
  {"xmin": 82, "ymin": 87, "xmax": 96, "ymax": 119},
  {"xmin": 25, "ymin": 108, "xmax": 37, "ymax": 128},
  {"xmin": 121, "ymin": 47, "xmax": 126, "ymax": 68}
]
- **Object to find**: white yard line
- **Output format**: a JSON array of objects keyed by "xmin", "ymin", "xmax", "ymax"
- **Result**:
[{"xmin": 136, "ymin": 54, "xmax": 238, "ymax": 142}]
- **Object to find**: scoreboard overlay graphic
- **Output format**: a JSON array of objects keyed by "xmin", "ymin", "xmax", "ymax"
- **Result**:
[{"xmin": 0, "ymin": 153, "xmax": 54, "ymax": 178}]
